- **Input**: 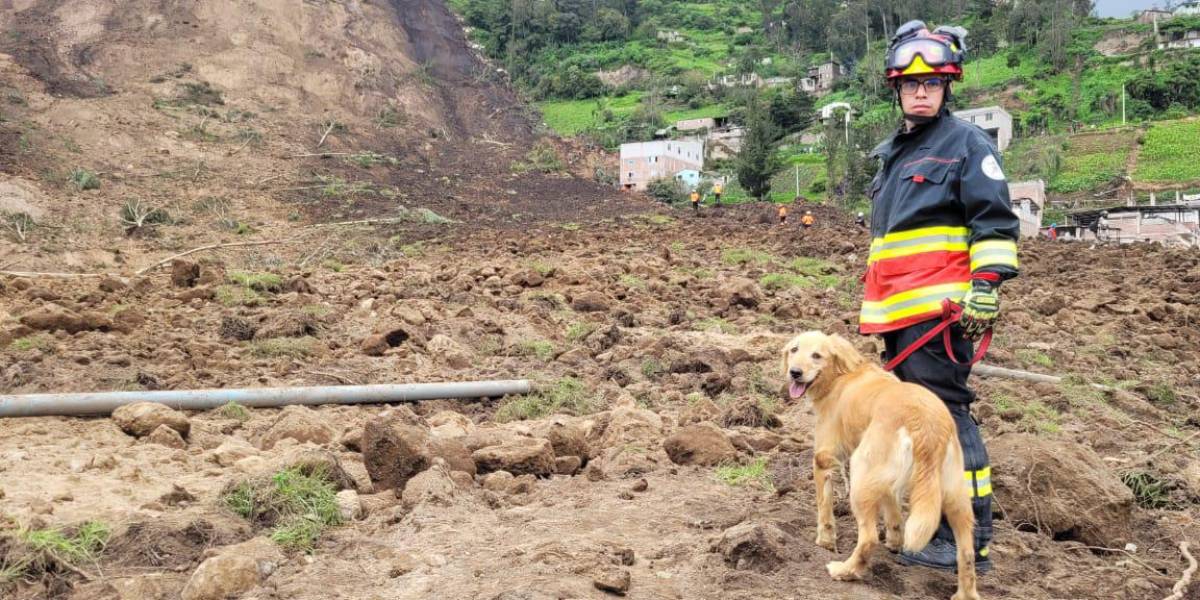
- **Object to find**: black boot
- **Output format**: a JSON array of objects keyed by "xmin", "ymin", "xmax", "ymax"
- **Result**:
[{"xmin": 898, "ymin": 539, "xmax": 993, "ymax": 573}]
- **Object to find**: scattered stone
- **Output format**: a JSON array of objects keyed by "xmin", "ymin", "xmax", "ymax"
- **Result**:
[
  {"xmin": 481, "ymin": 471, "xmax": 515, "ymax": 492},
  {"xmin": 571, "ymin": 291, "xmax": 610, "ymax": 312},
  {"xmin": 401, "ymin": 463, "xmax": 458, "ymax": 506},
  {"xmin": 991, "ymin": 434, "xmax": 1135, "ymax": 547},
  {"xmin": 159, "ymin": 484, "xmax": 196, "ymax": 507},
  {"xmin": 339, "ymin": 427, "xmax": 363, "ymax": 452},
  {"xmin": 714, "ymin": 521, "xmax": 796, "ymax": 572},
  {"xmin": 532, "ymin": 419, "xmax": 590, "ymax": 461},
  {"xmin": 336, "ymin": 489, "xmax": 363, "ymax": 520},
  {"xmin": 254, "ymin": 312, "xmax": 319, "ymax": 339},
  {"xmin": 427, "ymin": 334, "xmax": 472, "ymax": 369},
  {"xmin": 718, "ymin": 277, "xmax": 761, "ymax": 308},
  {"xmin": 592, "ymin": 567, "xmax": 631, "ymax": 595},
  {"xmin": 678, "ymin": 397, "xmax": 721, "ymax": 426},
  {"xmin": 113, "ymin": 402, "xmax": 191, "ymax": 438},
  {"xmin": 212, "ymin": 439, "xmax": 258, "ymax": 467},
  {"xmin": 463, "ymin": 427, "xmax": 524, "ymax": 452},
  {"xmin": 361, "ymin": 326, "xmax": 421, "ymax": 356},
  {"xmin": 180, "ymin": 537, "xmax": 284, "ymax": 600},
  {"xmin": 631, "ymin": 478, "xmax": 648, "ymax": 492},
  {"xmin": 663, "ymin": 422, "xmax": 737, "ymax": 466},
  {"xmin": 145, "ymin": 424, "xmax": 187, "ymax": 449},
  {"xmin": 472, "ymin": 437, "xmax": 556, "ymax": 476},
  {"xmin": 171, "ymin": 259, "xmax": 200, "ymax": 288},
  {"xmin": 362, "ymin": 414, "xmax": 432, "ymax": 491},
  {"xmin": 428, "ymin": 410, "xmax": 474, "ymax": 439},
  {"xmin": 359, "ymin": 491, "xmax": 401, "ymax": 516},
  {"xmin": 98, "ymin": 275, "xmax": 129, "ymax": 293},
  {"xmin": 428, "ymin": 437, "xmax": 477, "ymax": 476},
  {"xmin": 19, "ymin": 304, "xmax": 102, "ymax": 334},
  {"xmin": 259, "ymin": 405, "xmax": 335, "ymax": 450},
  {"xmin": 555, "ymin": 455, "xmax": 582, "ymax": 475},
  {"xmin": 176, "ymin": 287, "xmax": 215, "ymax": 302},
  {"xmin": 510, "ymin": 269, "xmax": 545, "ymax": 287},
  {"xmin": 449, "ymin": 470, "xmax": 474, "ymax": 489}
]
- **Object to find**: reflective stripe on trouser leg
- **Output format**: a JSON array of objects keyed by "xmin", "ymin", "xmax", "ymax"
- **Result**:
[{"xmin": 934, "ymin": 403, "xmax": 993, "ymax": 553}]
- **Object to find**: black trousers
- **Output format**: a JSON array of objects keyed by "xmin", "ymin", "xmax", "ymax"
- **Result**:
[{"xmin": 882, "ymin": 319, "xmax": 993, "ymax": 553}]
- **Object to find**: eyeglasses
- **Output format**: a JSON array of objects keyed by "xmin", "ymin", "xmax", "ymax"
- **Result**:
[{"xmin": 898, "ymin": 77, "xmax": 947, "ymax": 95}]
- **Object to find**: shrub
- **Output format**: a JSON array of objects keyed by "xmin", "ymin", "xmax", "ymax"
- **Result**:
[
  {"xmin": 223, "ymin": 466, "xmax": 342, "ymax": 551},
  {"xmin": 69, "ymin": 168, "xmax": 100, "ymax": 191}
]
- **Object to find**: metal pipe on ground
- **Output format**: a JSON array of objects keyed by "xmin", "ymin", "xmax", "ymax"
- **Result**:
[{"xmin": 0, "ymin": 380, "xmax": 533, "ymax": 418}]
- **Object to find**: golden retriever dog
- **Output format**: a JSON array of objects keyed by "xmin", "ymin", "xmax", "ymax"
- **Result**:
[{"xmin": 781, "ymin": 331, "xmax": 980, "ymax": 600}]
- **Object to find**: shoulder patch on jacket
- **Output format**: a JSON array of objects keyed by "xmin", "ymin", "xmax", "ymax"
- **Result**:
[{"xmin": 981, "ymin": 155, "xmax": 1005, "ymax": 181}]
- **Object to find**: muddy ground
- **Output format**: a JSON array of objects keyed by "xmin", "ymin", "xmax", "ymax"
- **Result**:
[{"xmin": 1, "ymin": 206, "xmax": 1199, "ymax": 600}]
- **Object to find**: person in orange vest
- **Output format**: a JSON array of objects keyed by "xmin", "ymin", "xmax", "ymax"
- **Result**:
[
  {"xmin": 778, "ymin": 204, "xmax": 788, "ymax": 224},
  {"xmin": 713, "ymin": 181, "xmax": 724, "ymax": 205},
  {"xmin": 801, "ymin": 210, "xmax": 815, "ymax": 228},
  {"xmin": 690, "ymin": 190, "xmax": 701, "ymax": 214}
]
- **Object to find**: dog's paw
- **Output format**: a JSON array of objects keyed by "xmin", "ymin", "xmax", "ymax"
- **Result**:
[
  {"xmin": 826, "ymin": 560, "xmax": 862, "ymax": 581},
  {"xmin": 815, "ymin": 534, "xmax": 837, "ymax": 552},
  {"xmin": 951, "ymin": 592, "xmax": 981, "ymax": 600},
  {"xmin": 885, "ymin": 531, "xmax": 902, "ymax": 553}
]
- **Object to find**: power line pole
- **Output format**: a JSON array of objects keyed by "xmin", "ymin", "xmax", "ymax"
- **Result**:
[{"xmin": 1122, "ymin": 83, "xmax": 1126, "ymax": 126}]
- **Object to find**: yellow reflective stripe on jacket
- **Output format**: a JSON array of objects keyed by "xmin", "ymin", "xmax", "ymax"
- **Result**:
[
  {"xmin": 964, "ymin": 466, "xmax": 992, "ymax": 498},
  {"xmin": 969, "ymin": 239, "xmax": 1018, "ymax": 272},
  {"xmin": 868, "ymin": 226, "xmax": 970, "ymax": 264},
  {"xmin": 860, "ymin": 282, "xmax": 971, "ymax": 325}
]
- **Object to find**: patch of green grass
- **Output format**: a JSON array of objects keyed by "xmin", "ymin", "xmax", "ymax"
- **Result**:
[
  {"xmin": 4, "ymin": 521, "xmax": 111, "ymax": 578},
  {"xmin": 566, "ymin": 322, "xmax": 595, "ymax": 342},
  {"xmin": 759, "ymin": 272, "xmax": 812, "ymax": 291},
  {"xmin": 1135, "ymin": 120, "xmax": 1200, "ymax": 183},
  {"xmin": 787, "ymin": 256, "xmax": 832, "ymax": 276},
  {"xmin": 229, "ymin": 271, "xmax": 284, "ymax": 292},
  {"xmin": 715, "ymin": 457, "xmax": 774, "ymax": 492},
  {"xmin": 675, "ymin": 266, "xmax": 713, "ymax": 279},
  {"xmin": 1144, "ymin": 382, "xmax": 1177, "ymax": 405},
  {"xmin": 215, "ymin": 285, "xmax": 263, "ymax": 307},
  {"xmin": 69, "ymin": 168, "xmax": 100, "ymax": 191},
  {"xmin": 516, "ymin": 339, "xmax": 556, "ymax": 362},
  {"xmin": 640, "ymin": 358, "xmax": 664, "ymax": 379},
  {"xmin": 494, "ymin": 377, "xmax": 597, "ymax": 422},
  {"xmin": 321, "ymin": 259, "xmax": 345, "ymax": 273},
  {"xmin": 694, "ymin": 317, "xmax": 737, "ymax": 335},
  {"xmin": 994, "ymin": 394, "xmax": 1062, "ymax": 435},
  {"xmin": 412, "ymin": 207, "xmax": 455, "ymax": 224},
  {"xmin": 511, "ymin": 141, "xmax": 564, "ymax": 174},
  {"xmin": 721, "ymin": 247, "xmax": 773, "ymax": 266},
  {"xmin": 247, "ymin": 337, "xmax": 321, "ymax": 359},
  {"xmin": 669, "ymin": 241, "xmax": 684, "ymax": 253},
  {"xmin": 343, "ymin": 151, "xmax": 397, "ymax": 168},
  {"xmin": 530, "ymin": 261, "xmax": 554, "ymax": 277},
  {"xmin": 219, "ymin": 401, "xmax": 250, "ymax": 422},
  {"xmin": 223, "ymin": 466, "xmax": 342, "ymax": 552},
  {"xmin": 619, "ymin": 274, "xmax": 645, "ymax": 289},
  {"xmin": 559, "ymin": 222, "xmax": 582, "ymax": 231},
  {"xmin": 9, "ymin": 335, "xmax": 49, "ymax": 352},
  {"xmin": 641, "ymin": 214, "xmax": 673, "ymax": 225},
  {"xmin": 1121, "ymin": 470, "xmax": 1175, "ymax": 510},
  {"xmin": 1015, "ymin": 349, "xmax": 1054, "ymax": 368},
  {"xmin": 301, "ymin": 304, "xmax": 333, "ymax": 318}
]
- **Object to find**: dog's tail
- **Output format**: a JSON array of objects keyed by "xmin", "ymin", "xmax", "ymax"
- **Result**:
[{"xmin": 903, "ymin": 420, "xmax": 948, "ymax": 552}]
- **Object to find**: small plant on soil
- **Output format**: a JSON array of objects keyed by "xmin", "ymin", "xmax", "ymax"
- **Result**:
[
  {"xmin": 1015, "ymin": 349, "xmax": 1054, "ymax": 368},
  {"xmin": 516, "ymin": 340, "xmax": 556, "ymax": 361},
  {"xmin": 1121, "ymin": 470, "xmax": 1176, "ymax": 510},
  {"xmin": 566, "ymin": 322, "xmax": 595, "ymax": 342},
  {"xmin": 694, "ymin": 317, "xmax": 738, "ymax": 335},
  {"xmin": 619, "ymin": 274, "xmax": 645, "ymax": 289},
  {"xmin": 759, "ymin": 273, "xmax": 810, "ymax": 290},
  {"xmin": 675, "ymin": 266, "xmax": 713, "ymax": 279},
  {"xmin": 640, "ymin": 358, "xmax": 664, "ymax": 379},
  {"xmin": 412, "ymin": 207, "xmax": 454, "ymax": 224},
  {"xmin": 1, "ymin": 521, "xmax": 110, "ymax": 582},
  {"xmin": 721, "ymin": 247, "xmax": 773, "ymax": 266},
  {"xmin": 219, "ymin": 401, "xmax": 250, "ymax": 421},
  {"xmin": 216, "ymin": 285, "xmax": 263, "ymax": 307},
  {"xmin": 787, "ymin": 256, "xmax": 832, "ymax": 276},
  {"xmin": 229, "ymin": 271, "xmax": 284, "ymax": 293},
  {"xmin": 529, "ymin": 261, "xmax": 554, "ymax": 276},
  {"xmin": 1143, "ymin": 382, "xmax": 1177, "ymax": 405},
  {"xmin": 69, "ymin": 168, "xmax": 100, "ymax": 190},
  {"xmin": 3, "ymin": 211, "xmax": 35, "ymax": 242},
  {"xmin": 343, "ymin": 151, "xmax": 396, "ymax": 168},
  {"xmin": 120, "ymin": 199, "xmax": 173, "ymax": 230},
  {"xmin": 321, "ymin": 259, "xmax": 345, "ymax": 273},
  {"xmin": 495, "ymin": 376, "xmax": 596, "ymax": 422},
  {"xmin": 247, "ymin": 337, "xmax": 320, "ymax": 359},
  {"xmin": 511, "ymin": 141, "xmax": 564, "ymax": 174},
  {"xmin": 715, "ymin": 458, "xmax": 774, "ymax": 492},
  {"xmin": 223, "ymin": 466, "xmax": 342, "ymax": 552},
  {"xmin": 559, "ymin": 222, "xmax": 582, "ymax": 231}
]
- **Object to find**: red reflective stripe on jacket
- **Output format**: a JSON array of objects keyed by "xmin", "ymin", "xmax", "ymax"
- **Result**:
[{"xmin": 860, "ymin": 251, "xmax": 971, "ymax": 334}]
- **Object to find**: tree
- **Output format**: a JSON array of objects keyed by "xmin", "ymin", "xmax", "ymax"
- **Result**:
[
  {"xmin": 766, "ymin": 87, "xmax": 815, "ymax": 136},
  {"xmin": 735, "ymin": 98, "xmax": 783, "ymax": 200}
]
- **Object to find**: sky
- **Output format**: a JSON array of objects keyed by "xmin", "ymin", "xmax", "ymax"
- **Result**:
[{"xmin": 1093, "ymin": 0, "xmax": 1171, "ymax": 18}]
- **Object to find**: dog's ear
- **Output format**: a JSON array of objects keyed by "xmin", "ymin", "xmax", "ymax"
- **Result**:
[
  {"xmin": 824, "ymin": 334, "xmax": 865, "ymax": 376},
  {"xmin": 780, "ymin": 341, "xmax": 791, "ymax": 377}
]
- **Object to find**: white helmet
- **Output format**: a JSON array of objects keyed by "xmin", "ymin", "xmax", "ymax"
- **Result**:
[{"xmin": 857, "ymin": 212, "xmax": 864, "ymax": 217}]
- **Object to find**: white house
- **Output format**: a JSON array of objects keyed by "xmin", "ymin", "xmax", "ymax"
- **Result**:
[
  {"xmin": 1175, "ymin": 1, "xmax": 1200, "ymax": 16},
  {"xmin": 1008, "ymin": 180, "xmax": 1046, "ymax": 237},
  {"xmin": 619, "ymin": 140, "xmax": 705, "ymax": 191},
  {"xmin": 953, "ymin": 106, "xmax": 1013, "ymax": 152}
]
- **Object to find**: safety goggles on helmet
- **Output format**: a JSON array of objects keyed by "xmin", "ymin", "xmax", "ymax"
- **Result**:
[{"xmin": 885, "ymin": 21, "xmax": 966, "ymax": 81}]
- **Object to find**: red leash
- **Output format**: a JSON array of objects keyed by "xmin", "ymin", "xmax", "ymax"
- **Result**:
[{"xmin": 883, "ymin": 299, "xmax": 992, "ymax": 372}]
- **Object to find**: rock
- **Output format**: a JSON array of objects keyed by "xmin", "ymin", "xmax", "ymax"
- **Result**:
[
  {"xmin": 113, "ymin": 402, "xmax": 191, "ymax": 438},
  {"xmin": 481, "ymin": 470, "xmax": 515, "ymax": 492},
  {"xmin": 159, "ymin": 484, "xmax": 196, "ymax": 507},
  {"xmin": 449, "ymin": 470, "xmax": 474, "ymax": 489},
  {"xmin": 361, "ymin": 325, "xmax": 422, "ymax": 356},
  {"xmin": 98, "ymin": 275, "xmax": 129, "ymax": 293},
  {"xmin": 427, "ymin": 334, "xmax": 472, "ymax": 369},
  {"xmin": 171, "ymin": 260, "xmax": 201, "ymax": 288},
  {"xmin": 428, "ymin": 410, "xmax": 474, "ymax": 439},
  {"xmin": 401, "ymin": 463, "xmax": 459, "ymax": 506},
  {"xmin": 714, "ymin": 521, "xmax": 796, "ymax": 572},
  {"xmin": 339, "ymin": 428, "xmax": 363, "ymax": 452},
  {"xmin": 472, "ymin": 437, "xmax": 556, "ymax": 476},
  {"xmin": 259, "ymin": 405, "xmax": 335, "ymax": 450},
  {"xmin": 532, "ymin": 419, "xmax": 591, "ymax": 460},
  {"xmin": 212, "ymin": 439, "xmax": 258, "ymax": 467},
  {"xmin": 678, "ymin": 397, "xmax": 721, "ymax": 426},
  {"xmin": 463, "ymin": 427, "xmax": 524, "ymax": 452},
  {"xmin": 592, "ymin": 567, "xmax": 631, "ymax": 595},
  {"xmin": 571, "ymin": 291, "xmax": 610, "ymax": 312},
  {"xmin": 663, "ymin": 422, "xmax": 737, "ymax": 466},
  {"xmin": 428, "ymin": 437, "xmax": 477, "ymax": 476},
  {"xmin": 600, "ymin": 402, "xmax": 664, "ymax": 449},
  {"xmin": 254, "ymin": 312, "xmax": 319, "ymax": 339},
  {"xmin": 359, "ymin": 491, "xmax": 400, "ymax": 515},
  {"xmin": 991, "ymin": 434, "xmax": 1135, "ymax": 547},
  {"xmin": 145, "ymin": 424, "xmax": 187, "ymax": 449},
  {"xmin": 555, "ymin": 455, "xmax": 582, "ymax": 475},
  {"xmin": 718, "ymin": 277, "xmax": 761, "ymax": 308},
  {"xmin": 19, "ymin": 304, "xmax": 96, "ymax": 334},
  {"xmin": 631, "ymin": 478, "xmax": 648, "ymax": 492},
  {"xmin": 176, "ymin": 286, "xmax": 215, "ymax": 302},
  {"xmin": 218, "ymin": 316, "xmax": 257, "ymax": 341},
  {"xmin": 180, "ymin": 537, "xmax": 284, "ymax": 600},
  {"xmin": 336, "ymin": 489, "xmax": 362, "ymax": 520},
  {"xmin": 362, "ymin": 415, "xmax": 432, "ymax": 491},
  {"xmin": 510, "ymin": 269, "xmax": 545, "ymax": 287}
]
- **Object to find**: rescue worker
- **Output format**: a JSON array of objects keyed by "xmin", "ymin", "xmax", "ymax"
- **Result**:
[
  {"xmin": 863, "ymin": 20, "xmax": 1019, "ymax": 574},
  {"xmin": 855, "ymin": 211, "xmax": 867, "ymax": 228},
  {"xmin": 1098, "ymin": 210, "xmax": 1110, "ymax": 241},
  {"xmin": 713, "ymin": 181, "xmax": 724, "ymax": 205},
  {"xmin": 801, "ymin": 210, "xmax": 815, "ymax": 228},
  {"xmin": 778, "ymin": 204, "xmax": 788, "ymax": 224},
  {"xmin": 690, "ymin": 190, "xmax": 701, "ymax": 215}
]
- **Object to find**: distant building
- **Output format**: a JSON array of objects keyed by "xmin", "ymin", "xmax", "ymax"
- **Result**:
[
  {"xmin": 735, "ymin": 26, "xmax": 755, "ymax": 35},
  {"xmin": 1138, "ymin": 8, "xmax": 1174, "ymax": 24},
  {"xmin": 1070, "ymin": 204, "xmax": 1200, "ymax": 246},
  {"xmin": 953, "ymin": 106, "xmax": 1013, "ymax": 152},
  {"xmin": 1159, "ymin": 27, "xmax": 1200, "ymax": 49},
  {"xmin": 619, "ymin": 139, "xmax": 704, "ymax": 191},
  {"xmin": 707, "ymin": 127, "xmax": 745, "ymax": 160},
  {"xmin": 676, "ymin": 117, "xmax": 717, "ymax": 132},
  {"xmin": 820, "ymin": 101, "xmax": 855, "ymax": 122},
  {"xmin": 657, "ymin": 30, "xmax": 684, "ymax": 43},
  {"xmin": 674, "ymin": 169, "xmax": 702, "ymax": 190},
  {"xmin": 711, "ymin": 73, "xmax": 764, "ymax": 89},
  {"xmin": 799, "ymin": 61, "xmax": 843, "ymax": 96},
  {"xmin": 762, "ymin": 76, "xmax": 794, "ymax": 88},
  {"xmin": 1175, "ymin": 1, "xmax": 1200, "ymax": 16},
  {"xmin": 1007, "ymin": 180, "xmax": 1046, "ymax": 238}
]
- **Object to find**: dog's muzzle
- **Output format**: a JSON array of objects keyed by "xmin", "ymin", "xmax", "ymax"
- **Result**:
[{"xmin": 788, "ymin": 368, "xmax": 810, "ymax": 400}]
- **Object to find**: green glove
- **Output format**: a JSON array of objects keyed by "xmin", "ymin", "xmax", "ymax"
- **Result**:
[{"xmin": 959, "ymin": 278, "xmax": 1000, "ymax": 340}]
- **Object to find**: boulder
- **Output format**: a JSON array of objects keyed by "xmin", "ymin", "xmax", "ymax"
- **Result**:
[
  {"xmin": 335, "ymin": 489, "xmax": 362, "ymax": 521},
  {"xmin": 113, "ymin": 402, "xmax": 191, "ymax": 438},
  {"xmin": 427, "ymin": 334, "xmax": 472, "ymax": 369},
  {"xmin": 180, "ymin": 537, "xmax": 284, "ymax": 600},
  {"xmin": 428, "ymin": 437, "xmax": 477, "ymax": 476},
  {"xmin": 400, "ymin": 463, "xmax": 459, "ymax": 506},
  {"xmin": 571, "ymin": 291, "xmax": 610, "ymax": 312},
  {"xmin": 600, "ymin": 402, "xmax": 663, "ymax": 450},
  {"xmin": 428, "ymin": 410, "xmax": 474, "ymax": 439},
  {"xmin": 211, "ymin": 439, "xmax": 258, "ymax": 467},
  {"xmin": 472, "ymin": 437, "xmax": 556, "ymax": 476},
  {"xmin": 463, "ymin": 427, "xmax": 524, "ymax": 452},
  {"xmin": 171, "ymin": 260, "xmax": 201, "ymax": 288},
  {"xmin": 362, "ymin": 415, "xmax": 432, "ymax": 491},
  {"xmin": 481, "ymin": 471, "xmax": 515, "ymax": 492},
  {"xmin": 555, "ymin": 455, "xmax": 582, "ymax": 475},
  {"xmin": 19, "ymin": 305, "xmax": 95, "ymax": 334},
  {"xmin": 592, "ymin": 567, "xmax": 631, "ymax": 595},
  {"xmin": 532, "ymin": 419, "xmax": 591, "ymax": 460},
  {"xmin": 991, "ymin": 434, "xmax": 1136, "ymax": 547},
  {"xmin": 259, "ymin": 405, "xmax": 334, "ymax": 450},
  {"xmin": 713, "ymin": 521, "xmax": 797, "ymax": 572},
  {"xmin": 509, "ymin": 269, "xmax": 545, "ymax": 288},
  {"xmin": 145, "ymin": 424, "xmax": 187, "ymax": 449},
  {"xmin": 663, "ymin": 423, "xmax": 737, "ymax": 466}
]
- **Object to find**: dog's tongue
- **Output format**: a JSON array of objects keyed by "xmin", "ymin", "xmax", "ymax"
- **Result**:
[{"xmin": 789, "ymin": 381, "xmax": 808, "ymax": 400}]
